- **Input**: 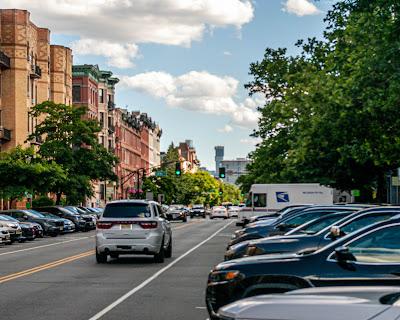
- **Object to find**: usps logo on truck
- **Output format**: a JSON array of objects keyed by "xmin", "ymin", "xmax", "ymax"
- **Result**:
[{"xmin": 276, "ymin": 192, "xmax": 290, "ymax": 203}]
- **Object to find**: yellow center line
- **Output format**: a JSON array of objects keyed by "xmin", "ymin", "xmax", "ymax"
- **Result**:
[
  {"xmin": 0, "ymin": 250, "xmax": 94, "ymax": 284},
  {"xmin": 173, "ymin": 219, "xmax": 204, "ymax": 230}
]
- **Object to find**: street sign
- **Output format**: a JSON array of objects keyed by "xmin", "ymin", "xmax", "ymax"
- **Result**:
[
  {"xmin": 393, "ymin": 177, "xmax": 400, "ymax": 186},
  {"xmin": 351, "ymin": 189, "xmax": 360, "ymax": 197},
  {"xmin": 155, "ymin": 170, "xmax": 167, "ymax": 177},
  {"xmin": 146, "ymin": 192, "xmax": 154, "ymax": 201}
]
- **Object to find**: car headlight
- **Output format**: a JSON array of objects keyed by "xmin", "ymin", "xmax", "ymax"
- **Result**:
[
  {"xmin": 246, "ymin": 245, "xmax": 265, "ymax": 256},
  {"xmin": 208, "ymin": 270, "xmax": 241, "ymax": 283}
]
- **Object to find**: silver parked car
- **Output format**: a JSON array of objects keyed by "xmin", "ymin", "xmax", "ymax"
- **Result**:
[
  {"xmin": 95, "ymin": 200, "xmax": 172, "ymax": 263},
  {"xmin": 0, "ymin": 226, "xmax": 11, "ymax": 245},
  {"xmin": 218, "ymin": 286, "xmax": 400, "ymax": 320},
  {"xmin": 0, "ymin": 214, "xmax": 22, "ymax": 243}
]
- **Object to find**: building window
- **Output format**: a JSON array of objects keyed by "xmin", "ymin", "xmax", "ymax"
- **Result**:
[
  {"xmin": 99, "ymin": 112, "xmax": 104, "ymax": 128},
  {"xmin": 99, "ymin": 89, "xmax": 104, "ymax": 103},
  {"xmin": 72, "ymin": 86, "xmax": 81, "ymax": 102}
]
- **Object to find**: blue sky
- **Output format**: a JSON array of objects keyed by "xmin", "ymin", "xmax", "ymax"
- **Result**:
[{"xmin": 6, "ymin": 0, "xmax": 335, "ymax": 169}]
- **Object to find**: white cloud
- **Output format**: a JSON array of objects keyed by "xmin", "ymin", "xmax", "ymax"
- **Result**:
[
  {"xmin": 223, "ymin": 51, "xmax": 232, "ymax": 56},
  {"xmin": 283, "ymin": 0, "xmax": 321, "ymax": 16},
  {"xmin": 119, "ymin": 70, "xmax": 262, "ymax": 128},
  {"xmin": 71, "ymin": 39, "xmax": 139, "ymax": 68},
  {"xmin": 2, "ymin": 1, "xmax": 254, "ymax": 63},
  {"xmin": 240, "ymin": 138, "xmax": 262, "ymax": 145},
  {"xmin": 218, "ymin": 125, "xmax": 234, "ymax": 133}
]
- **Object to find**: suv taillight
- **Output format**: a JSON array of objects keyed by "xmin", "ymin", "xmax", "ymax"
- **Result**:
[
  {"xmin": 96, "ymin": 222, "xmax": 113, "ymax": 229},
  {"xmin": 139, "ymin": 221, "xmax": 158, "ymax": 229}
]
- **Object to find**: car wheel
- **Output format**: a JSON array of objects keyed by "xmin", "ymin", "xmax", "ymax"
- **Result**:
[
  {"xmin": 110, "ymin": 253, "xmax": 119, "ymax": 259},
  {"xmin": 96, "ymin": 249, "xmax": 107, "ymax": 263},
  {"xmin": 50, "ymin": 232, "xmax": 58, "ymax": 237},
  {"xmin": 154, "ymin": 239, "xmax": 165, "ymax": 263},
  {"xmin": 165, "ymin": 237, "xmax": 172, "ymax": 258}
]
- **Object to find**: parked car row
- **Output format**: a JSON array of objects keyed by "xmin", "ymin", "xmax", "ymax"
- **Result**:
[
  {"xmin": 0, "ymin": 206, "xmax": 103, "ymax": 245},
  {"xmin": 206, "ymin": 204, "xmax": 400, "ymax": 320}
]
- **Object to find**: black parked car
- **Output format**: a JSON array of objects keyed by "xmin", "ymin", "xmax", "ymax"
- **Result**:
[
  {"xmin": 1, "ymin": 209, "xmax": 63, "ymax": 236},
  {"xmin": 225, "ymin": 208, "xmax": 400, "ymax": 260},
  {"xmin": 40, "ymin": 212, "xmax": 76, "ymax": 233},
  {"xmin": 166, "ymin": 205, "xmax": 188, "ymax": 222},
  {"xmin": 34, "ymin": 206, "xmax": 89, "ymax": 231},
  {"xmin": 64, "ymin": 206, "xmax": 96, "ymax": 229},
  {"xmin": 229, "ymin": 206, "xmax": 360, "ymax": 247},
  {"xmin": 245, "ymin": 205, "xmax": 312, "ymax": 225},
  {"xmin": 206, "ymin": 218, "xmax": 400, "ymax": 319},
  {"xmin": 190, "ymin": 204, "xmax": 206, "ymax": 218}
]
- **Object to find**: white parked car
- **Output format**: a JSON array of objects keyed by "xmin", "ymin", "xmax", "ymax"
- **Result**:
[
  {"xmin": 0, "ymin": 226, "xmax": 11, "ymax": 245},
  {"xmin": 95, "ymin": 200, "xmax": 172, "ymax": 263},
  {"xmin": 227, "ymin": 206, "xmax": 241, "ymax": 218},
  {"xmin": 210, "ymin": 206, "xmax": 229, "ymax": 219}
]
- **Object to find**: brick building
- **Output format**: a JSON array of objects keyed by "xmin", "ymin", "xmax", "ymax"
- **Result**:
[
  {"xmin": 0, "ymin": 9, "xmax": 72, "ymax": 152},
  {"xmin": 115, "ymin": 109, "xmax": 142, "ymax": 199},
  {"xmin": 72, "ymin": 64, "xmax": 119, "ymax": 206},
  {"xmin": 178, "ymin": 139, "xmax": 199, "ymax": 173}
]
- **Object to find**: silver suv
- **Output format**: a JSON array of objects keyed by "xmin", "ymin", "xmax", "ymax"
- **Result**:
[{"xmin": 95, "ymin": 200, "xmax": 172, "ymax": 263}]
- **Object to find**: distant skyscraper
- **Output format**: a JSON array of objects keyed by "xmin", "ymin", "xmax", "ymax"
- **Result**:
[{"xmin": 215, "ymin": 146, "xmax": 224, "ymax": 172}]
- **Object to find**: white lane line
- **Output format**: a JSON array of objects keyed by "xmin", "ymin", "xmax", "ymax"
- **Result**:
[
  {"xmin": 0, "ymin": 236, "xmax": 95, "ymax": 256},
  {"xmin": 88, "ymin": 220, "xmax": 234, "ymax": 320}
]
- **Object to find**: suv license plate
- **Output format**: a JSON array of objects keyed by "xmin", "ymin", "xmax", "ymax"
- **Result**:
[{"xmin": 121, "ymin": 224, "xmax": 132, "ymax": 230}]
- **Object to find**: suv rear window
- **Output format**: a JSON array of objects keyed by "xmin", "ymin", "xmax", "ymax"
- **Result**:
[{"xmin": 103, "ymin": 203, "xmax": 151, "ymax": 218}]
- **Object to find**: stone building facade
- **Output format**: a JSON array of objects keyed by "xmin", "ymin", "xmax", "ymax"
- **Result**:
[{"xmin": 0, "ymin": 9, "xmax": 72, "ymax": 152}]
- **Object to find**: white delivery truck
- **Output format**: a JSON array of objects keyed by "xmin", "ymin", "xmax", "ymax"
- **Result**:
[{"xmin": 238, "ymin": 183, "xmax": 334, "ymax": 225}]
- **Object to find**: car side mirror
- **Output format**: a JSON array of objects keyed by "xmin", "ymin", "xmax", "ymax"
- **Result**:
[
  {"xmin": 334, "ymin": 246, "xmax": 356, "ymax": 263},
  {"xmin": 329, "ymin": 226, "xmax": 345, "ymax": 240},
  {"xmin": 329, "ymin": 226, "xmax": 341, "ymax": 238}
]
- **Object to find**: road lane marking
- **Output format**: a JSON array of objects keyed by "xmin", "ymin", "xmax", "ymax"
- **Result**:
[
  {"xmin": 172, "ymin": 219, "xmax": 205, "ymax": 230},
  {"xmin": 0, "ymin": 236, "xmax": 95, "ymax": 257},
  {"xmin": 88, "ymin": 220, "xmax": 234, "ymax": 320},
  {"xmin": 0, "ymin": 250, "xmax": 94, "ymax": 284}
]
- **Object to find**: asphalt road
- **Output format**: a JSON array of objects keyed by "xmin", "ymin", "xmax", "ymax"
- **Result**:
[{"xmin": 0, "ymin": 218, "xmax": 236, "ymax": 320}]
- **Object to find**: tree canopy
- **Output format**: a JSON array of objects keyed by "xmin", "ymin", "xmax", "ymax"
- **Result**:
[
  {"xmin": 240, "ymin": 0, "xmax": 400, "ymax": 202},
  {"xmin": 28, "ymin": 101, "xmax": 119, "ymax": 204}
]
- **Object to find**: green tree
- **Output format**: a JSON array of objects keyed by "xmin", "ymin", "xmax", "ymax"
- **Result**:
[
  {"xmin": 0, "ymin": 146, "xmax": 66, "ymax": 206},
  {"xmin": 29, "ymin": 101, "xmax": 119, "ymax": 204},
  {"xmin": 241, "ymin": 0, "xmax": 400, "ymax": 202}
]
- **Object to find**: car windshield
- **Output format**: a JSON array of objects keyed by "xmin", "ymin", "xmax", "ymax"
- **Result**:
[
  {"xmin": 42, "ymin": 213, "xmax": 61, "ymax": 219},
  {"xmin": 26, "ymin": 210, "xmax": 46, "ymax": 218},
  {"xmin": 193, "ymin": 205, "xmax": 204, "ymax": 209},
  {"xmin": 291, "ymin": 213, "xmax": 348, "ymax": 235},
  {"xmin": 103, "ymin": 203, "xmax": 151, "ymax": 218},
  {"xmin": 0, "ymin": 215, "xmax": 18, "ymax": 222},
  {"xmin": 169, "ymin": 205, "xmax": 184, "ymax": 210}
]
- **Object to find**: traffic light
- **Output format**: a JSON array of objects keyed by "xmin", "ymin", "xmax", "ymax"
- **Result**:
[
  {"xmin": 175, "ymin": 162, "xmax": 182, "ymax": 176},
  {"xmin": 219, "ymin": 167, "xmax": 226, "ymax": 179}
]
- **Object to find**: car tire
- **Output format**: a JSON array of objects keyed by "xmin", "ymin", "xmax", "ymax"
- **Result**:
[
  {"xmin": 154, "ymin": 239, "xmax": 165, "ymax": 263},
  {"xmin": 110, "ymin": 253, "xmax": 119, "ymax": 259},
  {"xmin": 96, "ymin": 249, "xmax": 107, "ymax": 263},
  {"xmin": 165, "ymin": 237, "xmax": 172, "ymax": 258}
]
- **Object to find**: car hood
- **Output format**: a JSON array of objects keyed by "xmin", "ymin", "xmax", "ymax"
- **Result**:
[
  {"xmin": 218, "ymin": 294, "xmax": 393, "ymax": 320},
  {"xmin": 247, "ymin": 219, "xmax": 278, "ymax": 228},
  {"xmin": 216, "ymin": 252, "xmax": 300, "ymax": 270},
  {"xmin": 249, "ymin": 234, "xmax": 309, "ymax": 246}
]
